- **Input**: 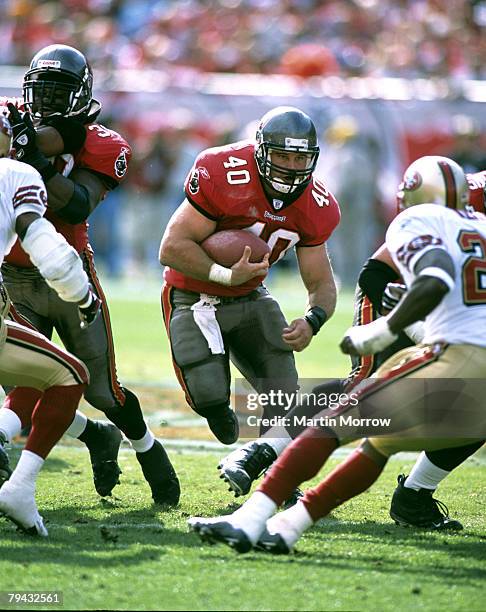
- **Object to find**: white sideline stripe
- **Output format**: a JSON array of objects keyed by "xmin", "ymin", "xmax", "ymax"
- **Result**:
[
  {"xmin": 47, "ymin": 523, "xmax": 164, "ymax": 530},
  {"xmin": 6, "ymin": 438, "xmax": 428, "ymax": 461}
]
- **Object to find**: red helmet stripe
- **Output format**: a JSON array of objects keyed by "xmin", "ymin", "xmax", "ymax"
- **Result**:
[{"xmin": 438, "ymin": 160, "xmax": 457, "ymax": 209}]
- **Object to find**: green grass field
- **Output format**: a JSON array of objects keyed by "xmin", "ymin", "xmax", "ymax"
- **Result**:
[{"xmin": 1, "ymin": 272, "xmax": 485, "ymax": 611}]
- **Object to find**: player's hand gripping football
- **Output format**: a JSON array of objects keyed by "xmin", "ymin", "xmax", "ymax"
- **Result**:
[
  {"xmin": 340, "ymin": 318, "xmax": 398, "ymax": 356},
  {"xmin": 78, "ymin": 288, "xmax": 102, "ymax": 330},
  {"xmin": 230, "ymin": 246, "xmax": 269, "ymax": 286}
]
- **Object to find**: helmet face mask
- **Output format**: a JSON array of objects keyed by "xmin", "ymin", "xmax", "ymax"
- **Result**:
[
  {"xmin": 397, "ymin": 155, "xmax": 470, "ymax": 212},
  {"xmin": 255, "ymin": 106, "xmax": 319, "ymax": 195},
  {"xmin": 23, "ymin": 45, "xmax": 94, "ymax": 120}
]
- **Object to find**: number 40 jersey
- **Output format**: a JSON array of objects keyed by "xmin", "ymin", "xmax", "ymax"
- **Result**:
[
  {"xmin": 386, "ymin": 204, "xmax": 486, "ymax": 347},
  {"xmin": 164, "ymin": 139, "xmax": 341, "ymax": 297}
]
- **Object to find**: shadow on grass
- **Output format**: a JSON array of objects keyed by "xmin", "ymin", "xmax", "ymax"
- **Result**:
[
  {"xmin": 0, "ymin": 504, "xmax": 201, "ymax": 567},
  {"xmin": 236, "ymin": 518, "xmax": 486, "ymax": 584},
  {"xmin": 6, "ymin": 447, "xmax": 72, "ymax": 474}
]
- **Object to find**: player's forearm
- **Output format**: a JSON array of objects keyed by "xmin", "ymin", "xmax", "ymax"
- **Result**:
[
  {"xmin": 306, "ymin": 277, "xmax": 336, "ymax": 319},
  {"xmin": 36, "ymin": 126, "xmax": 65, "ymax": 158},
  {"xmin": 387, "ymin": 276, "xmax": 448, "ymax": 334},
  {"xmin": 159, "ymin": 238, "xmax": 215, "ymax": 282},
  {"xmin": 42, "ymin": 173, "xmax": 76, "ymax": 211}
]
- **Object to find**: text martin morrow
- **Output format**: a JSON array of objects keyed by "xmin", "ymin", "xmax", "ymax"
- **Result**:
[{"xmin": 246, "ymin": 415, "xmax": 392, "ymax": 428}]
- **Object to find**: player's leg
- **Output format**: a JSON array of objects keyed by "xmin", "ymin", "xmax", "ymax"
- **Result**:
[
  {"xmin": 57, "ymin": 253, "xmax": 179, "ymax": 505},
  {"xmin": 219, "ymin": 378, "xmax": 345, "ymax": 495},
  {"xmin": 257, "ymin": 345, "xmax": 486, "ymax": 550},
  {"xmin": 218, "ymin": 291, "xmax": 302, "ymax": 494},
  {"xmin": 218, "ymin": 288, "xmax": 368, "ymax": 496},
  {"xmin": 189, "ymin": 343, "xmax": 483, "ymax": 551},
  {"xmin": 0, "ymin": 320, "xmax": 87, "ymax": 536},
  {"xmin": 162, "ymin": 285, "xmax": 238, "ymax": 444},
  {"xmin": 0, "ymin": 280, "xmax": 55, "ymax": 432}
]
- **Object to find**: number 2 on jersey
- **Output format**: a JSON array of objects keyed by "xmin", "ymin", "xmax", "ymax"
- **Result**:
[{"xmin": 458, "ymin": 230, "xmax": 486, "ymax": 305}]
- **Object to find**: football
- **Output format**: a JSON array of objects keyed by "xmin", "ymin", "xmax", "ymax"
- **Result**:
[{"xmin": 201, "ymin": 229, "xmax": 270, "ymax": 267}]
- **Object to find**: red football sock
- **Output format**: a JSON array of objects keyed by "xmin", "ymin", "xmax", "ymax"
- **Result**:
[
  {"xmin": 25, "ymin": 384, "xmax": 84, "ymax": 459},
  {"xmin": 4, "ymin": 387, "xmax": 42, "ymax": 429},
  {"xmin": 258, "ymin": 427, "xmax": 339, "ymax": 506},
  {"xmin": 302, "ymin": 447, "xmax": 387, "ymax": 521}
]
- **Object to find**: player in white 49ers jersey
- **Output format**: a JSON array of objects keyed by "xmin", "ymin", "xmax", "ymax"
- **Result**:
[
  {"xmin": 160, "ymin": 106, "xmax": 340, "ymax": 446},
  {"xmin": 0, "ymin": 116, "xmax": 99, "ymax": 537},
  {"xmin": 188, "ymin": 155, "xmax": 486, "ymax": 554}
]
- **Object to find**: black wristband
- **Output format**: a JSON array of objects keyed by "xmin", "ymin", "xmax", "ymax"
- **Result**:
[{"xmin": 304, "ymin": 306, "xmax": 328, "ymax": 335}]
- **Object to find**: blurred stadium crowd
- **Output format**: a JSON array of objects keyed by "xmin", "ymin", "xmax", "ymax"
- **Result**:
[
  {"xmin": 4, "ymin": 0, "xmax": 486, "ymax": 78},
  {"xmin": 2, "ymin": 0, "xmax": 486, "ymax": 283}
]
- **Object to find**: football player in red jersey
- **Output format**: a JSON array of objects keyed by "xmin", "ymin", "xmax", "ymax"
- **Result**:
[
  {"xmin": 160, "ymin": 106, "xmax": 340, "ymax": 444},
  {"xmin": 0, "ymin": 44, "xmax": 179, "ymax": 506}
]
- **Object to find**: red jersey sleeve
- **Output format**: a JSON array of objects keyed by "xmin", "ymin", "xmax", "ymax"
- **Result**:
[
  {"xmin": 184, "ymin": 149, "xmax": 224, "ymax": 220},
  {"xmin": 467, "ymin": 171, "xmax": 486, "ymax": 213},
  {"xmin": 297, "ymin": 179, "xmax": 341, "ymax": 247},
  {"xmin": 74, "ymin": 123, "xmax": 131, "ymax": 189}
]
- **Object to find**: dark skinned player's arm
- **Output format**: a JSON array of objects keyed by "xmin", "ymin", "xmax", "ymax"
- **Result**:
[
  {"xmin": 35, "ymin": 125, "xmax": 107, "ymax": 223},
  {"xmin": 387, "ymin": 249, "xmax": 453, "ymax": 334}
]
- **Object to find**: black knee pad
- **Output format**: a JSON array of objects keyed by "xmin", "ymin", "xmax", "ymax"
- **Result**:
[{"xmin": 191, "ymin": 401, "xmax": 230, "ymax": 420}]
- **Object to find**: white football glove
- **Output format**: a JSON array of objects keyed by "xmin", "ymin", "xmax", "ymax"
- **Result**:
[
  {"xmin": 340, "ymin": 317, "xmax": 398, "ymax": 356},
  {"xmin": 381, "ymin": 282, "xmax": 407, "ymax": 314}
]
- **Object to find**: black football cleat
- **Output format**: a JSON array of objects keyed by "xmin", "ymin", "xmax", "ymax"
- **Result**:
[
  {"xmin": 136, "ymin": 440, "xmax": 180, "ymax": 507},
  {"xmin": 218, "ymin": 441, "xmax": 277, "ymax": 496},
  {"xmin": 188, "ymin": 517, "xmax": 253, "ymax": 553},
  {"xmin": 207, "ymin": 407, "xmax": 239, "ymax": 445},
  {"xmin": 85, "ymin": 422, "xmax": 123, "ymax": 497},
  {"xmin": 255, "ymin": 527, "xmax": 292, "ymax": 555},
  {"xmin": 0, "ymin": 433, "xmax": 12, "ymax": 489},
  {"xmin": 390, "ymin": 474, "xmax": 463, "ymax": 531}
]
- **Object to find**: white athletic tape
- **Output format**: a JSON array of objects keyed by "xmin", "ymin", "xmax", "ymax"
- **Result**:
[{"xmin": 21, "ymin": 218, "xmax": 89, "ymax": 302}]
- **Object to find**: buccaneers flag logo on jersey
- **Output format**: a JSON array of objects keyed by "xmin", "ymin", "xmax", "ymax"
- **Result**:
[{"xmin": 114, "ymin": 147, "xmax": 129, "ymax": 178}]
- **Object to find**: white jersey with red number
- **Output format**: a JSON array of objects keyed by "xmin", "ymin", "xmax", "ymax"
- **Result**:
[
  {"xmin": 386, "ymin": 204, "xmax": 486, "ymax": 347},
  {"xmin": 0, "ymin": 158, "xmax": 47, "ymax": 266},
  {"xmin": 164, "ymin": 139, "xmax": 341, "ymax": 297}
]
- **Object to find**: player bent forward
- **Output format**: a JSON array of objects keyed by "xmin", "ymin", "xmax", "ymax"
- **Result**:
[
  {"xmin": 188, "ymin": 155, "xmax": 486, "ymax": 552},
  {"xmin": 0, "ymin": 117, "xmax": 100, "ymax": 536},
  {"xmin": 159, "ymin": 106, "xmax": 339, "ymax": 445}
]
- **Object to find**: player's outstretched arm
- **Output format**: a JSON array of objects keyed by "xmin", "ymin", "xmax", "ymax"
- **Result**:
[{"xmin": 341, "ymin": 248, "xmax": 453, "ymax": 356}]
